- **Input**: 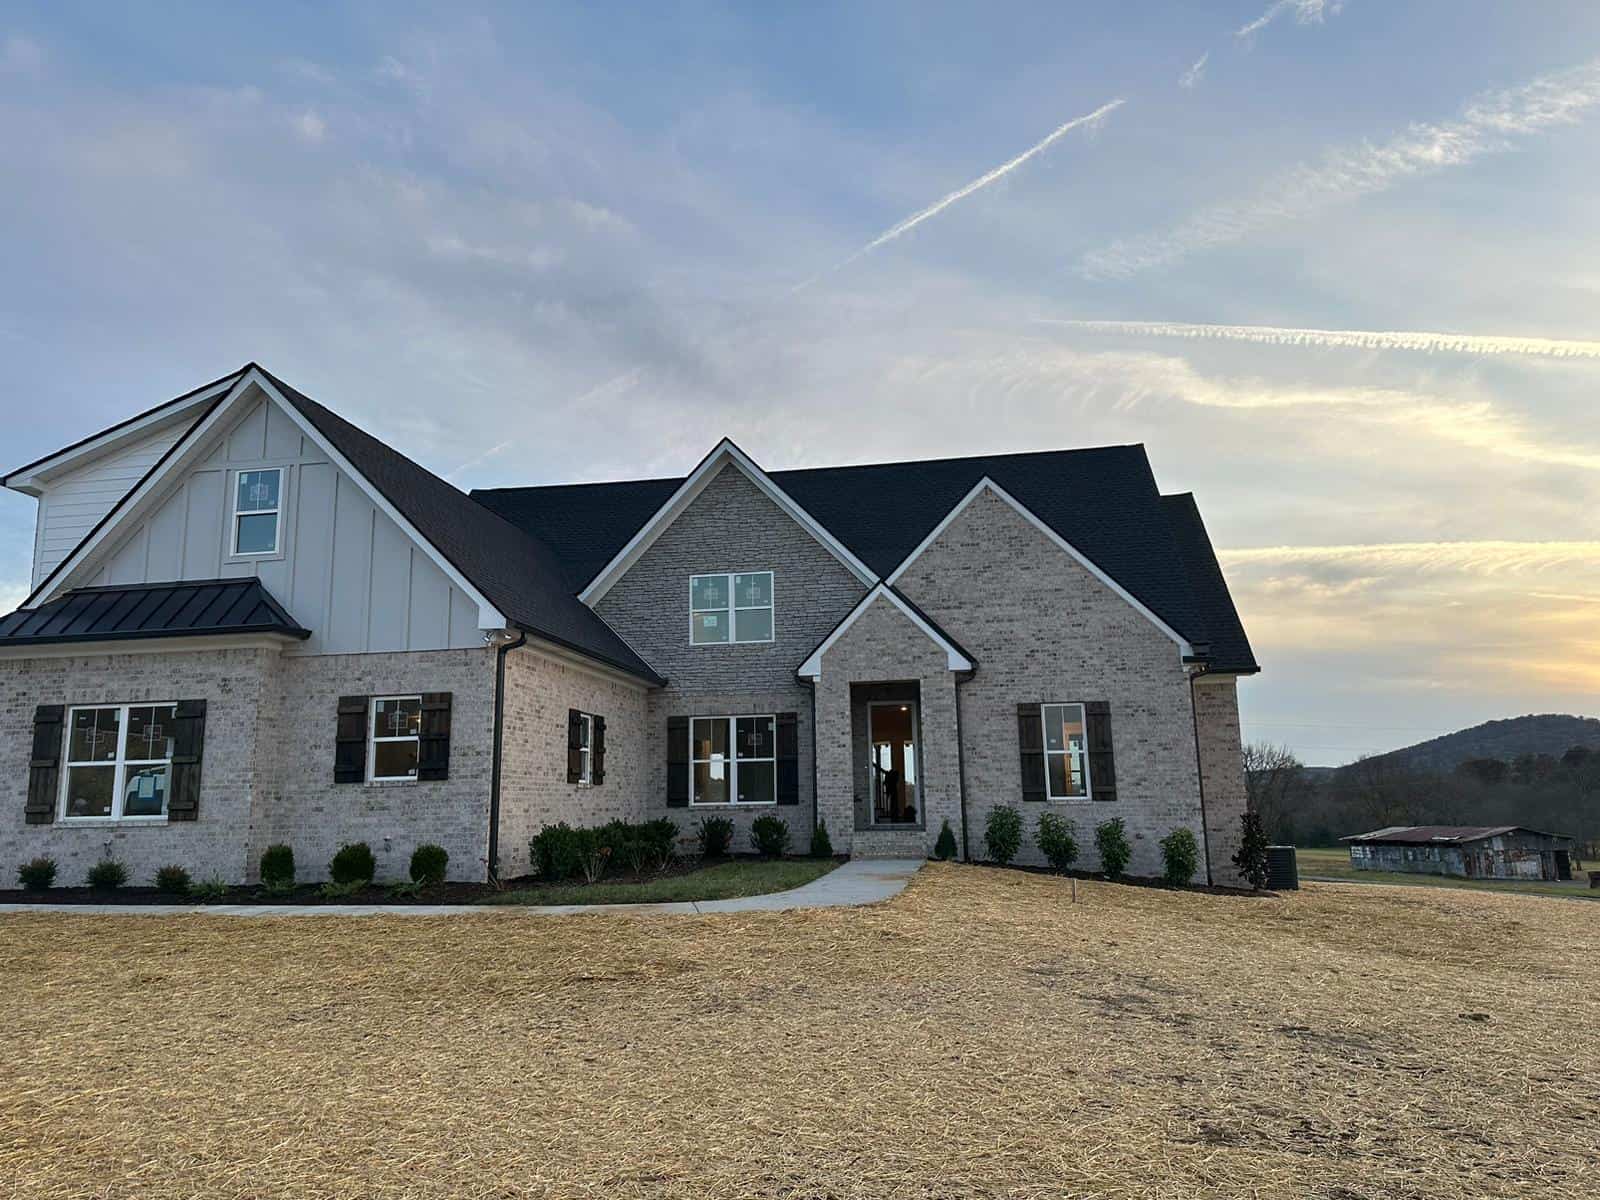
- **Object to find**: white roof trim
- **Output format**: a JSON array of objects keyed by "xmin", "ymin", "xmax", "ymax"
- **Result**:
[
  {"xmin": 578, "ymin": 438, "xmax": 878, "ymax": 605},
  {"xmin": 3, "ymin": 373, "xmax": 241, "ymax": 495},
  {"xmin": 885, "ymin": 476, "xmax": 1194, "ymax": 658},
  {"xmin": 798, "ymin": 584, "xmax": 973, "ymax": 679}
]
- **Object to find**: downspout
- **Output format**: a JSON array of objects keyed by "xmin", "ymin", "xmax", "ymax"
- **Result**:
[
  {"xmin": 808, "ymin": 680, "xmax": 820, "ymax": 842},
  {"xmin": 486, "ymin": 628, "xmax": 527, "ymax": 882},
  {"xmin": 1187, "ymin": 660, "xmax": 1214, "ymax": 886},
  {"xmin": 954, "ymin": 670, "xmax": 974, "ymax": 862}
]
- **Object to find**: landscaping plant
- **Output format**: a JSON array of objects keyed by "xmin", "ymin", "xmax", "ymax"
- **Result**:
[
  {"xmin": 1035, "ymin": 812, "xmax": 1079, "ymax": 873},
  {"xmin": 17, "ymin": 856, "xmax": 56, "ymax": 891},
  {"xmin": 984, "ymin": 805, "xmax": 1023, "ymax": 866},
  {"xmin": 1160, "ymin": 827, "xmax": 1200, "ymax": 886},
  {"xmin": 319, "ymin": 879, "xmax": 365, "ymax": 900},
  {"xmin": 810, "ymin": 818, "xmax": 834, "ymax": 858},
  {"xmin": 933, "ymin": 819, "xmax": 958, "ymax": 861},
  {"xmin": 1233, "ymin": 810, "xmax": 1271, "ymax": 890},
  {"xmin": 750, "ymin": 815, "xmax": 791, "ymax": 858},
  {"xmin": 154, "ymin": 865, "xmax": 192, "ymax": 896},
  {"xmin": 572, "ymin": 827, "xmax": 610, "ymax": 884},
  {"xmin": 86, "ymin": 858, "xmax": 129, "ymax": 891},
  {"xmin": 409, "ymin": 843, "xmax": 449, "ymax": 886},
  {"xmin": 259, "ymin": 843, "xmax": 295, "ymax": 889},
  {"xmin": 698, "ymin": 815, "xmax": 734, "ymax": 858},
  {"xmin": 190, "ymin": 875, "xmax": 229, "ymax": 903},
  {"xmin": 328, "ymin": 842, "xmax": 376, "ymax": 887},
  {"xmin": 531, "ymin": 822, "xmax": 582, "ymax": 880},
  {"xmin": 1094, "ymin": 818, "xmax": 1132, "ymax": 880}
]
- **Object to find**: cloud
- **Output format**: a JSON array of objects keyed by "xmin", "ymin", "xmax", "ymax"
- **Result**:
[
  {"xmin": 1035, "ymin": 318, "xmax": 1600, "ymax": 361},
  {"xmin": 1218, "ymin": 541, "xmax": 1600, "ymax": 575},
  {"xmin": 0, "ymin": 32, "xmax": 44, "ymax": 76},
  {"xmin": 1179, "ymin": 54, "xmax": 1209, "ymax": 89},
  {"xmin": 293, "ymin": 110, "xmax": 326, "ymax": 143},
  {"xmin": 1236, "ymin": 0, "xmax": 1342, "ymax": 42},
  {"xmin": 1079, "ymin": 57, "xmax": 1600, "ymax": 279}
]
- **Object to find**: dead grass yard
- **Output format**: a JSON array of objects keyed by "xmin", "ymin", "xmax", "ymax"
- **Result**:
[{"xmin": 1, "ymin": 864, "xmax": 1596, "ymax": 1199}]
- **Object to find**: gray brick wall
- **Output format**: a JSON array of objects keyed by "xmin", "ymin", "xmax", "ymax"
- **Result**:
[
  {"xmin": 1194, "ymin": 675, "xmax": 1248, "ymax": 886},
  {"xmin": 895, "ymin": 488, "xmax": 1207, "ymax": 879}
]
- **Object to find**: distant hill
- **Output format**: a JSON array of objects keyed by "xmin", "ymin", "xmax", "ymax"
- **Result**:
[{"xmin": 1360, "ymin": 714, "xmax": 1600, "ymax": 774}]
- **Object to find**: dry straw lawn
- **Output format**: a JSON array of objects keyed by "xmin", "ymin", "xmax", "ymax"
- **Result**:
[{"xmin": 2, "ymin": 865, "xmax": 1596, "ymax": 1199}]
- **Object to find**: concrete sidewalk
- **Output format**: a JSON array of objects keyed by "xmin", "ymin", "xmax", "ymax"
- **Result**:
[{"xmin": 0, "ymin": 858, "xmax": 924, "ymax": 918}]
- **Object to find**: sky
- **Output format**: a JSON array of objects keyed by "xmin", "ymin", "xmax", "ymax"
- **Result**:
[{"xmin": 2, "ymin": 1, "xmax": 1599, "ymax": 765}]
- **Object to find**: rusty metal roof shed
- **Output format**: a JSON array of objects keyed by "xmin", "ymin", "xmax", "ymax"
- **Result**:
[{"xmin": 1340, "ymin": 825, "xmax": 1571, "ymax": 846}]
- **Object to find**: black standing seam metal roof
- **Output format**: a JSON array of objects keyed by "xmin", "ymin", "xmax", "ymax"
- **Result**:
[{"xmin": 0, "ymin": 580, "xmax": 311, "ymax": 646}]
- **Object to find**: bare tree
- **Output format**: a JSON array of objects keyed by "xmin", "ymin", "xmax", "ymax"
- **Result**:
[
  {"xmin": 1343, "ymin": 753, "xmax": 1418, "ymax": 829},
  {"xmin": 1242, "ymin": 742, "xmax": 1304, "ymax": 842}
]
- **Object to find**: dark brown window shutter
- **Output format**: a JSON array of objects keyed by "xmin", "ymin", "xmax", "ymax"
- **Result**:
[
  {"xmin": 25, "ymin": 704, "xmax": 64, "ymax": 825},
  {"xmin": 1086, "ymin": 701, "xmax": 1117, "ymax": 803},
  {"xmin": 591, "ymin": 715, "xmax": 606, "ymax": 785},
  {"xmin": 418, "ymin": 692, "xmax": 452, "ymax": 781},
  {"xmin": 775, "ymin": 712, "xmax": 799, "ymax": 806},
  {"xmin": 666, "ymin": 715, "xmax": 689, "ymax": 807},
  {"xmin": 167, "ymin": 699, "xmax": 207, "ymax": 821},
  {"xmin": 567, "ymin": 709, "xmax": 584, "ymax": 784},
  {"xmin": 1017, "ymin": 703, "xmax": 1045, "ymax": 802},
  {"xmin": 335, "ymin": 695, "xmax": 368, "ymax": 784}
]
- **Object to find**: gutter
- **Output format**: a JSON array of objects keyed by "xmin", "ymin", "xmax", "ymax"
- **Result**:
[{"xmin": 486, "ymin": 629, "xmax": 527, "ymax": 882}]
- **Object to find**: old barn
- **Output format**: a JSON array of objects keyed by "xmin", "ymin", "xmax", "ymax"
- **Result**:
[{"xmin": 1342, "ymin": 825, "xmax": 1574, "ymax": 881}]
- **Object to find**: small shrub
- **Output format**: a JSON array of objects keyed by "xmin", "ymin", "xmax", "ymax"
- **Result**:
[
  {"xmin": 387, "ymin": 879, "xmax": 424, "ymax": 899},
  {"xmin": 409, "ymin": 843, "xmax": 449, "ymax": 886},
  {"xmin": 259, "ymin": 876, "xmax": 296, "ymax": 897},
  {"xmin": 260, "ymin": 843, "xmax": 295, "ymax": 887},
  {"xmin": 1036, "ymin": 812, "xmax": 1079, "ymax": 873},
  {"xmin": 190, "ymin": 875, "xmax": 229, "ymax": 903},
  {"xmin": 639, "ymin": 819, "xmax": 679, "ymax": 873},
  {"xmin": 17, "ymin": 856, "xmax": 56, "ymax": 891},
  {"xmin": 698, "ymin": 815, "xmax": 734, "ymax": 858},
  {"xmin": 1233, "ymin": 810, "xmax": 1271, "ymax": 890},
  {"xmin": 328, "ymin": 842, "xmax": 376, "ymax": 886},
  {"xmin": 531, "ymin": 822, "xmax": 582, "ymax": 880},
  {"xmin": 1160, "ymin": 827, "xmax": 1200, "ymax": 886},
  {"xmin": 154, "ymin": 865, "xmax": 192, "ymax": 896},
  {"xmin": 984, "ymin": 805, "xmax": 1023, "ymax": 866},
  {"xmin": 933, "ymin": 819, "xmax": 958, "ymax": 861},
  {"xmin": 1094, "ymin": 818, "xmax": 1132, "ymax": 880},
  {"xmin": 750, "ymin": 815, "xmax": 791, "ymax": 858},
  {"xmin": 810, "ymin": 818, "xmax": 834, "ymax": 858},
  {"xmin": 319, "ymin": 878, "xmax": 365, "ymax": 900},
  {"xmin": 86, "ymin": 858, "xmax": 128, "ymax": 891},
  {"xmin": 572, "ymin": 827, "xmax": 610, "ymax": 884}
]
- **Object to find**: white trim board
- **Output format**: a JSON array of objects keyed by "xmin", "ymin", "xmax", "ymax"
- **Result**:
[
  {"xmin": 885, "ymin": 476, "xmax": 1195, "ymax": 659},
  {"xmin": 798, "ymin": 584, "xmax": 974, "ymax": 679},
  {"xmin": 0, "ymin": 632, "xmax": 304, "ymax": 661},
  {"xmin": 578, "ymin": 439, "xmax": 878, "ymax": 606}
]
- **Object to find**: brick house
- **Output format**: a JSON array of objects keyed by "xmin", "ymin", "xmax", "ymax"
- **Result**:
[{"xmin": 0, "ymin": 364, "xmax": 1258, "ymax": 885}]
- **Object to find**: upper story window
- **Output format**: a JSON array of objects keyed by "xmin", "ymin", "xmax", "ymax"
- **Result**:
[
  {"xmin": 61, "ymin": 703, "xmax": 176, "ymax": 820},
  {"xmin": 1042, "ymin": 703, "xmax": 1090, "ymax": 800},
  {"xmin": 231, "ymin": 468, "xmax": 283, "ymax": 556},
  {"xmin": 690, "ymin": 571, "xmax": 774, "ymax": 645},
  {"xmin": 370, "ymin": 695, "xmax": 422, "ymax": 782}
]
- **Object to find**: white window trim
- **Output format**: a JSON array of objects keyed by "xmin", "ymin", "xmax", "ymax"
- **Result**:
[
  {"xmin": 58, "ymin": 702, "xmax": 176, "ymax": 823},
  {"xmin": 689, "ymin": 571, "xmax": 775, "ymax": 646},
  {"xmin": 577, "ymin": 712, "xmax": 594, "ymax": 785},
  {"xmin": 369, "ymin": 694, "xmax": 422, "ymax": 784},
  {"xmin": 229, "ymin": 465, "xmax": 285, "ymax": 558},
  {"xmin": 689, "ymin": 713, "xmax": 778, "ymax": 806},
  {"xmin": 1041, "ymin": 702, "xmax": 1092, "ymax": 802}
]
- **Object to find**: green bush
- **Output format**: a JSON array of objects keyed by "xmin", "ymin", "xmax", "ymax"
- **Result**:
[
  {"xmin": 984, "ymin": 805, "xmax": 1023, "ymax": 866},
  {"xmin": 597, "ymin": 819, "xmax": 678, "ymax": 876},
  {"xmin": 259, "ymin": 843, "xmax": 295, "ymax": 888},
  {"xmin": 1094, "ymin": 818, "xmax": 1132, "ymax": 880},
  {"xmin": 191, "ymin": 875, "xmax": 229, "ymax": 903},
  {"xmin": 698, "ymin": 815, "xmax": 734, "ymax": 858},
  {"xmin": 319, "ymin": 879, "xmax": 365, "ymax": 900},
  {"xmin": 1233, "ymin": 810, "xmax": 1270, "ymax": 890},
  {"xmin": 387, "ymin": 879, "xmax": 424, "ymax": 899},
  {"xmin": 1036, "ymin": 812, "xmax": 1079, "ymax": 873},
  {"xmin": 531, "ymin": 822, "xmax": 582, "ymax": 880},
  {"xmin": 572, "ymin": 827, "xmax": 610, "ymax": 884},
  {"xmin": 810, "ymin": 818, "xmax": 834, "ymax": 858},
  {"xmin": 933, "ymin": 819, "xmax": 958, "ymax": 861},
  {"xmin": 409, "ymin": 843, "xmax": 449, "ymax": 886},
  {"xmin": 328, "ymin": 842, "xmax": 376, "ymax": 886},
  {"xmin": 17, "ymin": 856, "xmax": 56, "ymax": 891},
  {"xmin": 86, "ymin": 858, "xmax": 128, "ymax": 891},
  {"xmin": 1160, "ymin": 827, "xmax": 1200, "ymax": 886},
  {"xmin": 154, "ymin": 865, "xmax": 192, "ymax": 896},
  {"xmin": 639, "ymin": 819, "xmax": 679, "ymax": 873},
  {"xmin": 750, "ymin": 815, "xmax": 791, "ymax": 858}
]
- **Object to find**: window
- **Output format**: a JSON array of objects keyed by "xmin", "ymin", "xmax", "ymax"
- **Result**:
[
  {"xmin": 690, "ymin": 715, "xmax": 776, "ymax": 804},
  {"xmin": 369, "ymin": 695, "xmax": 422, "ymax": 781},
  {"xmin": 231, "ymin": 467, "xmax": 282, "ymax": 556},
  {"xmin": 577, "ymin": 712, "xmax": 593, "ymax": 784},
  {"xmin": 1041, "ymin": 703, "xmax": 1091, "ymax": 800},
  {"xmin": 690, "ymin": 572, "xmax": 774, "ymax": 644},
  {"xmin": 60, "ymin": 703, "xmax": 176, "ymax": 820}
]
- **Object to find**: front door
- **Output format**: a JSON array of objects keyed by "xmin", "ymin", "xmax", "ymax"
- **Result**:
[{"xmin": 868, "ymin": 701, "xmax": 920, "ymax": 825}]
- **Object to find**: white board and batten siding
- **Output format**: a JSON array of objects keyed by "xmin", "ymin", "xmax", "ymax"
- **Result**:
[{"xmin": 83, "ymin": 397, "xmax": 484, "ymax": 655}]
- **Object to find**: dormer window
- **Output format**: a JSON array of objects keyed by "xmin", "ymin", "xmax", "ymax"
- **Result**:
[
  {"xmin": 690, "ymin": 571, "xmax": 774, "ymax": 644},
  {"xmin": 232, "ymin": 468, "xmax": 282, "ymax": 556}
]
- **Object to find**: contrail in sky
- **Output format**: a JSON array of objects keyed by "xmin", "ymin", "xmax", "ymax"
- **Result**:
[
  {"xmin": 1236, "ymin": 0, "xmax": 1341, "ymax": 42},
  {"xmin": 797, "ymin": 97, "xmax": 1124, "ymax": 290},
  {"xmin": 1035, "ymin": 318, "xmax": 1600, "ymax": 361}
]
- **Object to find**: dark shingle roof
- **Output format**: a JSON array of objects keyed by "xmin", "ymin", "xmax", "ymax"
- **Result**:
[
  {"xmin": 473, "ymin": 445, "xmax": 1259, "ymax": 674},
  {"xmin": 1341, "ymin": 825, "xmax": 1571, "ymax": 845},
  {"xmin": 258, "ymin": 368, "xmax": 664, "ymax": 684},
  {"xmin": 0, "ymin": 579, "xmax": 310, "ymax": 646}
]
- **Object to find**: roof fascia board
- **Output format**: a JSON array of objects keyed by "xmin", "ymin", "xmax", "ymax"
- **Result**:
[
  {"xmin": 514, "ymin": 633, "xmax": 659, "ymax": 691},
  {"xmin": 4, "ymin": 372, "xmax": 242, "ymax": 495},
  {"xmin": 248, "ymin": 370, "xmax": 507, "ymax": 631},
  {"xmin": 578, "ymin": 438, "xmax": 878, "ymax": 606},
  {"xmin": 798, "ymin": 584, "xmax": 974, "ymax": 679},
  {"xmin": 0, "ymin": 632, "xmax": 300, "ymax": 661},
  {"xmin": 885, "ymin": 476, "xmax": 1194, "ymax": 659}
]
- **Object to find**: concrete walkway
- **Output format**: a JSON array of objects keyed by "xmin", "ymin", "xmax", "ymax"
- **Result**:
[{"xmin": 0, "ymin": 858, "xmax": 924, "ymax": 918}]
